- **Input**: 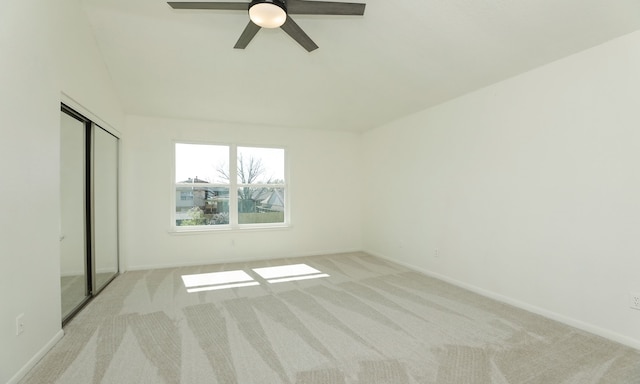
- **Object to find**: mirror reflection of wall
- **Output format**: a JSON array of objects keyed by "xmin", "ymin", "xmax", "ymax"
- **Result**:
[
  {"xmin": 93, "ymin": 126, "xmax": 119, "ymax": 293},
  {"xmin": 60, "ymin": 109, "xmax": 89, "ymax": 320}
]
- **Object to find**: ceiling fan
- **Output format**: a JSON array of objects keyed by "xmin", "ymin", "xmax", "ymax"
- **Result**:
[{"xmin": 168, "ymin": 0, "xmax": 366, "ymax": 52}]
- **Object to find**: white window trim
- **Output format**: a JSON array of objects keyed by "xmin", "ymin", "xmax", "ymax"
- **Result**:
[{"xmin": 170, "ymin": 141, "xmax": 290, "ymax": 233}]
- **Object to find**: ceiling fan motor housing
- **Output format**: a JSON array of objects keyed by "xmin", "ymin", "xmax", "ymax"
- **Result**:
[{"xmin": 249, "ymin": 0, "xmax": 287, "ymax": 14}]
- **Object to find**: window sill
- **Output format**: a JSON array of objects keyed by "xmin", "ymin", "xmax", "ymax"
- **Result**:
[{"xmin": 169, "ymin": 224, "xmax": 291, "ymax": 235}]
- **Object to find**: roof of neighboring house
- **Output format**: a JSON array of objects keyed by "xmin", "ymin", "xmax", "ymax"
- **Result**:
[
  {"xmin": 260, "ymin": 189, "xmax": 284, "ymax": 208},
  {"xmin": 178, "ymin": 177, "xmax": 209, "ymax": 184}
]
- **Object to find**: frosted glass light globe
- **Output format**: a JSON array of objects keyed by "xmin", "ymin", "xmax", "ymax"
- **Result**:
[{"xmin": 249, "ymin": 2, "xmax": 287, "ymax": 28}]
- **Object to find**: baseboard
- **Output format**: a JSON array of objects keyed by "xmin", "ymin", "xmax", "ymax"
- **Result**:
[
  {"xmin": 365, "ymin": 249, "xmax": 640, "ymax": 352},
  {"xmin": 124, "ymin": 248, "xmax": 363, "ymax": 271},
  {"xmin": 7, "ymin": 330, "xmax": 64, "ymax": 384}
]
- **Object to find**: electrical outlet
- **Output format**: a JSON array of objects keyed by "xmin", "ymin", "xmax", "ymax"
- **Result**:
[
  {"xmin": 16, "ymin": 314, "xmax": 24, "ymax": 335},
  {"xmin": 631, "ymin": 293, "xmax": 640, "ymax": 311},
  {"xmin": 434, "ymin": 249, "xmax": 439, "ymax": 258}
]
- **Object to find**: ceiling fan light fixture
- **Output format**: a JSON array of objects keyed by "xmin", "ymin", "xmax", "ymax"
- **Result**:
[{"xmin": 249, "ymin": 0, "xmax": 287, "ymax": 28}]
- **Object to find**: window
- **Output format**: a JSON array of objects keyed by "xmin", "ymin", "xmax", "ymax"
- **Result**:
[
  {"xmin": 180, "ymin": 191, "xmax": 194, "ymax": 201},
  {"xmin": 174, "ymin": 143, "xmax": 287, "ymax": 230}
]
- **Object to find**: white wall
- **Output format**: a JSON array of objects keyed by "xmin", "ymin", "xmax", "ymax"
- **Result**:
[
  {"xmin": 0, "ymin": 1, "xmax": 123, "ymax": 382},
  {"xmin": 362, "ymin": 30, "xmax": 640, "ymax": 348},
  {"xmin": 121, "ymin": 116, "xmax": 362, "ymax": 270}
]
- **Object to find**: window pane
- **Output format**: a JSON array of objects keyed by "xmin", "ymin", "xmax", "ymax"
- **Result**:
[
  {"xmin": 176, "ymin": 187, "xmax": 229, "ymax": 226},
  {"xmin": 238, "ymin": 187, "xmax": 285, "ymax": 224},
  {"xmin": 175, "ymin": 143, "xmax": 229, "ymax": 184},
  {"xmin": 237, "ymin": 147, "xmax": 285, "ymax": 184}
]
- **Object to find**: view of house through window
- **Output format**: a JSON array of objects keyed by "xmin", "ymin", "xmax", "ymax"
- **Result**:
[{"xmin": 175, "ymin": 143, "xmax": 286, "ymax": 228}]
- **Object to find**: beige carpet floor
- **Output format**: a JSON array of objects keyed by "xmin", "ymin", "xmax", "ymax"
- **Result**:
[{"xmin": 22, "ymin": 252, "xmax": 640, "ymax": 383}]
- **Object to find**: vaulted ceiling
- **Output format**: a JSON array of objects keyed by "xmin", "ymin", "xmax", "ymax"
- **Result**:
[{"xmin": 81, "ymin": 0, "xmax": 640, "ymax": 132}]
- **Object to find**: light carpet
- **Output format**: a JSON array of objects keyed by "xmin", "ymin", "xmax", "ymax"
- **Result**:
[{"xmin": 20, "ymin": 252, "xmax": 640, "ymax": 383}]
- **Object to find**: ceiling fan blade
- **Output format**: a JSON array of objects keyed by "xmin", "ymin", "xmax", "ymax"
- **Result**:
[
  {"xmin": 234, "ymin": 21, "xmax": 261, "ymax": 49},
  {"xmin": 280, "ymin": 16, "xmax": 318, "ymax": 52},
  {"xmin": 168, "ymin": 2, "xmax": 249, "ymax": 10},
  {"xmin": 287, "ymin": 0, "xmax": 365, "ymax": 15}
]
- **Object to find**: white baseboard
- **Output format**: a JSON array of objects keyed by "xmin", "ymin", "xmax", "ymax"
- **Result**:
[
  {"xmin": 124, "ymin": 248, "xmax": 362, "ymax": 271},
  {"xmin": 365, "ymin": 249, "xmax": 640, "ymax": 352},
  {"xmin": 7, "ymin": 330, "xmax": 64, "ymax": 384}
]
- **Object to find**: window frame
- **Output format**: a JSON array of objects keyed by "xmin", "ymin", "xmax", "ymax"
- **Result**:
[{"xmin": 171, "ymin": 141, "xmax": 289, "ymax": 233}]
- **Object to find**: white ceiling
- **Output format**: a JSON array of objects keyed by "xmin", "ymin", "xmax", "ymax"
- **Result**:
[{"xmin": 81, "ymin": 0, "xmax": 640, "ymax": 132}]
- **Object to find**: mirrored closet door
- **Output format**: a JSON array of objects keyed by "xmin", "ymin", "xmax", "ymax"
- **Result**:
[
  {"xmin": 92, "ymin": 126, "xmax": 119, "ymax": 293},
  {"xmin": 60, "ymin": 108, "xmax": 90, "ymax": 320},
  {"xmin": 60, "ymin": 104, "xmax": 119, "ymax": 324}
]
